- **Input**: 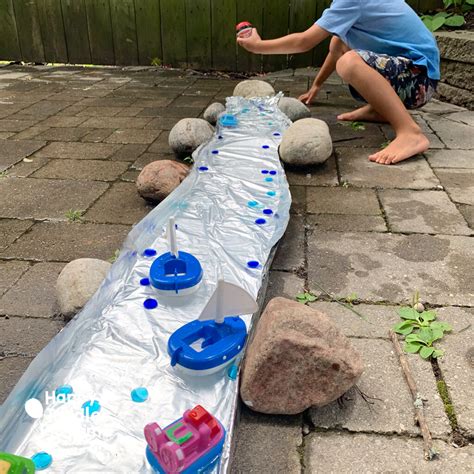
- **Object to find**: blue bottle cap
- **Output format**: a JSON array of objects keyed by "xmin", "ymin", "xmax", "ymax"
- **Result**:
[
  {"xmin": 211, "ymin": 150, "xmax": 219, "ymax": 155},
  {"xmin": 267, "ymin": 191, "xmax": 276, "ymax": 197},
  {"xmin": 247, "ymin": 201, "xmax": 259, "ymax": 208},
  {"xmin": 131, "ymin": 387, "xmax": 149, "ymax": 403},
  {"xmin": 247, "ymin": 260, "xmax": 260, "ymax": 269},
  {"xmin": 261, "ymin": 170, "xmax": 269, "ymax": 174},
  {"xmin": 143, "ymin": 249, "xmax": 157, "ymax": 257},
  {"xmin": 265, "ymin": 177, "xmax": 273, "ymax": 182},
  {"xmin": 140, "ymin": 277, "xmax": 150, "ymax": 286},
  {"xmin": 255, "ymin": 218, "xmax": 266, "ymax": 225},
  {"xmin": 273, "ymin": 132, "xmax": 281, "ymax": 136},
  {"xmin": 32, "ymin": 452, "xmax": 53, "ymax": 470},
  {"xmin": 269, "ymin": 170, "xmax": 277, "ymax": 175},
  {"xmin": 198, "ymin": 166, "xmax": 209, "ymax": 171},
  {"xmin": 144, "ymin": 298, "xmax": 158, "ymax": 309},
  {"xmin": 262, "ymin": 145, "xmax": 270, "ymax": 149},
  {"xmin": 263, "ymin": 209, "xmax": 273, "ymax": 215}
]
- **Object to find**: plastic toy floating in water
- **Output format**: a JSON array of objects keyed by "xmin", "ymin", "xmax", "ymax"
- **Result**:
[
  {"xmin": 168, "ymin": 280, "xmax": 258, "ymax": 376},
  {"xmin": 145, "ymin": 405, "xmax": 226, "ymax": 474},
  {"xmin": 0, "ymin": 452, "xmax": 35, "ymax": 474},
  {"xmin": 150, "ymin": 218, "xmax": 203, "ymax": 296}
]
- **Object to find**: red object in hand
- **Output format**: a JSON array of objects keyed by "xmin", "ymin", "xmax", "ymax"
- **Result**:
[{"xmin": 236, "ymin": 21, "xmax": 253, "ymax": 38}]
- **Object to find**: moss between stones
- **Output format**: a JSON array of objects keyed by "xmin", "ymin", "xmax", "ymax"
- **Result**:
[{"xmin": 436, "ymin": 380, "xmax": 458, "ymax": 429}]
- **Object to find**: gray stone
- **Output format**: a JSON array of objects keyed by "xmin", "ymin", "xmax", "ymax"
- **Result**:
[
  {"xmin": 305, "ymin": 432, "xmax": 474, "ymax": 473},
  {"xmin": 233, "ymin": 80, "xmax": 275, "ymax": 98},
  {"xmin": 307, "ymin": 187, "xmax": 380, "ymax": 215},
  {"xmin": 336, "ymin": 147, "xmax": 440, "ymax": 189},
  {"xmin": 1, "ymin": 222, "xmax": 130, "ymax": 262},
  {"xmin": 424, "ymin": 115, "xmax": 474, "ymax": 149},
  {"xmin": 435, "ymin": 30, "xmax": 474, "ymax": 64},
  {"xmin": 289, "ymin": 185, "xmax": 306, "ymax": 215},
  {"xmin": 425, "ymin": 149, "xmax": 474, "ymax": 168},
  {"xmin": 458, "ymin": 204, "xmax": 474, "ymax": 228},
  {"xmin": 0, "ymin": 219, "xmax": 33, "ymax": 251},
  {"xmin": 310, "ymin": 338, "xmax": 451, "ymax": 438},
  {"xmin": 438, "ymin": 318, "xmax": 474, "ymax": 438},
  {"xmin": 85, "ymin": 182, "xmax": 153, "ymax": 225},
  {"xmin": 420, "ymin": 98, "xmax": 467, "ymax": 115},
  {"xmin": 0, "ymin": 139, "xmax": 46, "ymax": 171},
  {"xmin": 0, "ymin": 177, "xmax": 108, "ymax": 219},
  {"xmin": 307, "ymin": 214, "xmax": 387, "ymax": 232},
  {"xmin": 265, "ymin": 271, "xmax": 305, "ymax": 304},
  {"xmin": 307, "ymin": 231, "xmax": 474, "ymax": 306},
  {"xmin": 32, "ymin": 159, "xmax": 129, "ymax": 181},
  {"xmin": 445, "ymin": 111, "xmax": 474, "ymax": 127},
  {"xmin": 0, "ymin": 262, "xmax": 65, "ymax": 318},
  {"xmin": 272, "ymin": 216, "xmax": 305, "ymax": 272},
  {"xmin": 285, "ymin": 155, "xmax": 338, "ymax": 186},
  {"xmin": 231, "ymin": 407, "xmax": 301, "ymax": 474},
  {"xmin": 203, "ymin": 102, "xmax": 225, "ymax": 125},
  {"xmin": 56, "ymin": 258, "xmax": 111, "ymax": 319},
  {"xmin": 278, "ymin": 97, "xmax": 311, "ymax": 122},
  {"xmin": 0, "ymin": 357, "xmax": 34, "ymax": 404},
  {"xmin": 435, "ymin": 169, "xmax": 474, "ymax": 205},
  {"xmin": 280, "ymin": 118, "xmax": 333, "ymax": 166},
  {"xmin": 0, "ymin": 316, "xmax": 63, "ymax": 357},
  {"xmin": 168, "ymin": 118, "xmax": 214, "ymax": 158},
  {"xmin": 0, "ymin": 260, "xmax": 30, "ymax": 297},
  {"xmin": 35, "ymin": 142, "xmax": 121, "ymax": 160},
  {"xmin": 380, "ymin": 189, "xmax": 472, "ymax": 235},
  {"xmin": 241, "ymin": 297, "xmax": 364, "ymax": 414},
  {"xmin": 105, "ymin": 129, "xmax": 162, "ymax": 144}
]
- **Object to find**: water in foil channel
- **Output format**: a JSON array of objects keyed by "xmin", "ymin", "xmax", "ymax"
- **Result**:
[{"xmin": 0, "ymin": 95, "xmax": 292, "ymax": 473}]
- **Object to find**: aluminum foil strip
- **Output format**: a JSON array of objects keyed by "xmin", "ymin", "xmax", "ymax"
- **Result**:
[{"xmin": 0, "ymin": 94, "xmax": 292, "ymax": 473}]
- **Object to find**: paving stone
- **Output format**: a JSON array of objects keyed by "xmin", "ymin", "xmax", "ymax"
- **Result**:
[
  {"xmin": 77, "ymin": 106, "xmax": 125, "ymax": 117},
  {"xmin": 284, "ymin": 156, "xmax": 339, "ymax": 187},
  {"xmin": 289, "ymin": 185, "xmax": 306, "ymax": 215},
  {"xmin": 424, "ymin": 116, "xmax": 474, "ymax": 149},
  {"xmin": 458, "ymin": 204, "xmax": 474, "ymax": 228},
  {"xmin": 81, "ymin": 128, "xmax": 114, "ymax": 142},
  {"xmin": 55, "ymin": 104, "xmax": 87, "ymax": 116},
  {"xmin": 170, "ymin": 95, "xmax": 213, "ymax": 108},
  {"xmin": 0, "ymin": 220, "xmax": 33, "ymax": 251},
  {"xmin": 0, "ymin": 262, "xmax": 64, "ymax": 318},
  {"xmin": 0, "ymin": 316, "xmax": 64, "ymax": 357},
  {"xmin": 273, "ymin": 216, "xmax": 305, "ymax": 272},
  {"xmin": 1, "ymin": 222, "xmax": 130, "ymax": 262},
  {"xmin": 380, "ymin": 189, "xmax": 472, "ymax": 235},
  {"xmin": 78, "ymin": 97, "xmax": 135, "ymax": 107},
  {"xmin": 420, "ymin": 98, "xmax": 467, "ymax": 114},
  {"xmin": 307, "ymin": 187, "xmax": 380, "ymax": 215},
  {"xmin": 110, "ymin": 143, "xmax": 148, "ymax": 162},
  {"xmin": 444, "ymin": 111, "xmax": 474, "ymax": 127},
  {"xmin": 80, "ymin": 116, "xmax": 152, "ymax": 129},
  {"xmin": 84, "ymin": 182, "xmax": 153, "ymax": 225},
  {"xmin": 435, "ymin": 169, "xmax": 474, "ymax": 205},
  {"xmin": 105, "ymin": 129, "xmax": 161, "ymax": 144},
  {"xmin": 0, "ymin": 260, "xmax": 30, "ymax": 297},
  {"xmin": 305, "ymin": 432, "xmax": 473, "ymax": 473},
  {"xmin": 331, "ymin": 122, "xmax": 387, "ymax": 148},
  {"xmin": 18, "ymin": 100, "xmax": 75, "ymax": 117},
  {"xmin": 11, "ymin": 125, "xmax": 50, "ymax": 140},
  {"xmin": 144, "ymin": 116, "xmax": 179, "ymax": 131},
  {"xmin": 0, "ymin": 132, "xmax": 14, "ymax": 139},
  {"xmin": 438, "ymin": 313, "xmax": 474, "ymax": 438},
  {"xmin": 35, "ymin": 127, "xmax": 92, "ymax": 142},
  {"xmin": 0, "ymin": 103, "xmax": 28, "ymax": 119},
  {"xmin": 35, "ymin": 141, "xmax": 121, "ymax": 160},
  {"xmin": 0, "ymin": 177, "xmax": 108, "ymax": 219},
  {"xmin": 0, "ymin": 119, "xmax": 38, "ymax": 132},
  {"xmin": 0, "ymin": 140, "xmax": 46, "ymax": 171},
  {"xmin": 131, "ymin": 152, "xmax": 172, "ymax": 170},
  {"xmin": 265, "ymin": 270, "xmax": 305, "ymax": 304},
  {"xmin": 39, "ymin": 116, "xmax": 89, "ymax": 128},
  {"xmin": 120, "ymin": 170, "xmax": 139, "ymax": 182},
  {"xmin": 137, "ymin": 106, "xmax": 203, "ymax": 118},
  {"xmin": 115, "ymin": 107, "xmax": 144, "ymax": 117},
  {"xmin": 0, "ymin": 357, "xmax": 34, "ymax": 404},
  {"xmin": 307, "ymin": 214, "xmax": 387, "ymax": 232},
  {"xmin": 7, "ymin": 156, "xmax": 49, "ymax": 177},
  {"xmin": 336, "ymin": 147, "xmax": 441, "ymax": 189},
  {"xmin": 32, "ymin": 159, "xmax": 129, "ymax": 182},
  {"xmin": 133, "ymin": 98, "xmax": 174, "ymax": 108},
  {"xmin": 425, "ymin": 149, "xmax": 474, "ymax": 168},
  {"xmin": 310, "ymin": 338, "xmax": 451, "ymax": 438},
  {"xmin": 231, "ymin": 406, "xmax": 301, "ymax": 474},
  {"xmin": 307, "ymin": 231, "xmax": 474, "ymax": 306}
]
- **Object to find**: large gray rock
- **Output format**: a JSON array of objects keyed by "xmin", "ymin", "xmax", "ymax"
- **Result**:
[
  {"xmin": 278, "ymin": 97, "xmax": 311, "ymax": 122},
  {"xmin": 240, "ymin": 297, "xmax": 364, "ymax": 415},
  {"xmin": 203, "ymin": 102, "xmax": 225, "ymax": 125},
  {"xmin": 233, "ymin": 80, "xmax": 275, "ymax": 98},
  {"xmin": 168, "ymin": 118, "xmax": 214, "ymax": 158},
  {"xmin": 279, "ymin": 118, "xmax": 333, "ymax": 166},
  {"xmin": 56, "ymin": 258, "xmax": 111, "ymax": 320},
  {"xmin": 136, "ymin": 160, "xmax": 189, "ymax": 203}
]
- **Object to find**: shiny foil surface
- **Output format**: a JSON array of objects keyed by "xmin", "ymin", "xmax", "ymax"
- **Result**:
[{"xmin": 0, "ymin": 95, "xmax": 292, "ymax": 473}]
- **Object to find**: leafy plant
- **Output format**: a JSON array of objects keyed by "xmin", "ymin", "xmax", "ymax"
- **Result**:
[
  {"xmin": 296, "ymin": 292, "xmax": 318, "ymax": 305},
  {"xmin": 151, "ymin": 57, "xmax": 162, "ymax": 67},
  {"xmin": 393, "ymin": 306, "xmax": 452, "ymax": 359},
  {"xmin": 0, "ymin": 170, "xmax": 8, "ymax": 179},
  {"xmin": 65, "ymin": 209, "xmax": 84, "ymax": 222},
  {"xmin": 345, "ymin": 292, "xmax": 358, "ymax": 305},
  {"xmin": 109, "ymin": 249, "xmax": 120, "ymax": 263},
  {"xmin": 350, "ymin": 121, "xmax": 366, "ymax": 131},
  {"xmin": 421, "ymin": 0, "xmax": 473, "ymax": 32}
]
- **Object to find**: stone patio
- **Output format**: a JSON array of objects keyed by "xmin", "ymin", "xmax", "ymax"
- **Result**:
[{"xmin": 0, "ymin": 64, "xmax": 472, "ymax": 471}]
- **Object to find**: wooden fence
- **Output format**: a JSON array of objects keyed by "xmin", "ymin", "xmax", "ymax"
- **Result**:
[{"xmin": 0, "ymin": 0, "xmax": 440, "ymax": 71}]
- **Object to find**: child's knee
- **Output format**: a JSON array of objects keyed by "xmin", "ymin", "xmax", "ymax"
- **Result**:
[{"xmin": 336, "ymin": 51, "xmax": 362, "ymax": 81}]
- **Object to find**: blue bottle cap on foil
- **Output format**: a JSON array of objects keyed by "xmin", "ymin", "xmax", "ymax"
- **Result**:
[
  {"xmin": 140, "ymin": 277, "xmax": 150, "ymax": 286},
  {"xmin": 267, "ymin": 191, "xmax": 276, "ymax": 197},
  {"xmin": 265, "ymin": 177, "xmax": 273, "ymax": 182},
  {"xmin": 261, "ymin": 170, "xmax": 269, "ymax": 174},
  {"xmin": 211, "ymin": 150, "xmax": 219, "ymax": 155},
  {"xmin": 247, "ymin": 260, "xmax": 260, "ymax": 269},
  {"xmin": 255, "ymin": 218, "xmax": 266, "ymax": 225},
  {"xmin": 273, "ymin": 132, "xmax": 281, "ymax": 136},
  {"xmin": 131, "ymin": 387, "xmax": 149, "ymax": 403},
  {"xmin": 269, "ymin": 170, "xmax": 277, "ymax": 175},
  {"xmin": 144, "ymin": 298, "xmax": 158, "ymax": 309},
  {"xmin": 247, "ymin": 200, "xmax": 259, "ymax": 208},
  {"xmin": 262, "ymin": 145, "xmax": 270, "ymax": 149},
  {"xmin": 143, "ymin": 249, "xmax": 157, "ymax": 257},
  {"xmin": 198, "ymin": 166, "xmax": 209, "ymax": 171},
  {"xmin": 219, "ymin": 114, "xmax": 238, "ymax": 127},
  {"xmin": 263, "ymin": 209, "xmax": 273, "ymax": 215},
  {"xmin": 32, "ymin": 452, "xmax": 53, "ymax": 470}
]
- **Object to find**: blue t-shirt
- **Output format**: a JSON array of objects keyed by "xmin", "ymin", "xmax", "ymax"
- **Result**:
[{"xmin": 316, "ymin": 0, "xmax": 440, "ymax": 80}]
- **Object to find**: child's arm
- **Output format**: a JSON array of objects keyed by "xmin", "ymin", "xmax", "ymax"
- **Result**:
[
  {"xmin": 237, "ymin": 25, "xmax": 329, "ymax": 55},
  {"xmin": 299, "ymin": 51, "xmax": 338, "ymax": 104}
]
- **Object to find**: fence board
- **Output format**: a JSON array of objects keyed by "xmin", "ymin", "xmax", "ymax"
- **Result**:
[
  {"xmin": 289, "ymin": 0, "xmax": 318, "ymax": 69},
  {"xmin": 37, "ymin": 0, "xmax": 67, "ymax": 63},
  {"xmin": 61, "ymin": 0, "xmax": 91, "ymax": 64},
  {"xmin": 13, "ymin": 0, "xmax": 45, "ymax": 63},
  {"xmin": 185, "ymin": 0, "xmax": 212, "ymax": 69},
  {"xmin": 160, "ymin": 0, "xmax": 187, "ymax": 67},
  {"xmin": 85, "ymin": 0, "xmax": 115, "ymax": 65},
  {"xmin": 313, "ymin": 0, "xmax": 331, "ymax": 66},
  {"xmin": 236, "ymin": 0, "xmax": 264, "ymax": 72},
  {"xmin": 262, "ymin": 0, "xmax": 289, "ymax": 71},
  {"xmin": 211, "ymin": 0, "xmax": 236, "ymax": 70},
  {"xmin": 135, "ymin": 0, "xmax": 162, "ymax": 66},
  {"xmin": 0, "ymin": 0, "xmax": 21, "ymax": 60},
  {"xmin": 110, "ymin": 0, "xmax": 139, "ymax": 65}
]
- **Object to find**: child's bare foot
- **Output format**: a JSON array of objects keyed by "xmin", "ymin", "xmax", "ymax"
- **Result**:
[
  {"xmin": 337, "ymin": 105, "xmax": 387, "ymax": 123},
  {"xmin": 368, "ymin": 130, "xmax": 429, "ymax": 165}
]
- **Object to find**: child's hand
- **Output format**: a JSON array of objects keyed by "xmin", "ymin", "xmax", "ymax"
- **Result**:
[
  {"xmin": 299, "ymin": 85, "xmax": 321, "ymax": 105},
  {"xmin": 237, "ymin": 29, "xmax": 262, "ymax": 53}
]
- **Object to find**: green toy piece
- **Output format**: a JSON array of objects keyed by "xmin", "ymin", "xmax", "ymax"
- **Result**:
[{"xmin": 0, "ymin": 452, "xmax": 35, "ymax": 474}]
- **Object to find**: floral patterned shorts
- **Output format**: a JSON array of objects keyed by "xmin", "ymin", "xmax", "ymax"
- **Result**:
[{"xmin": 349, "ymin": 50, "xmax": 438, "ymax": 109}]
